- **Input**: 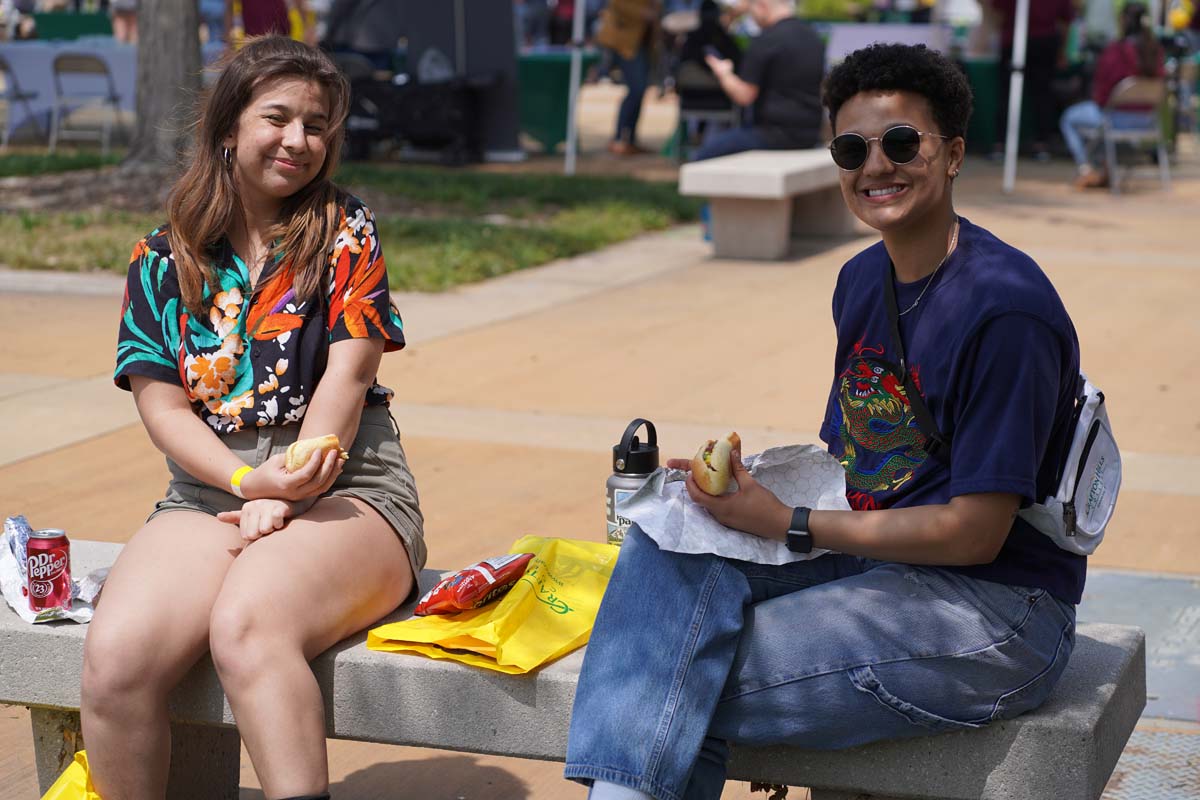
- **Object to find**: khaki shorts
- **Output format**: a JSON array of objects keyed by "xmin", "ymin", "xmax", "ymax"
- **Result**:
[{"xmin": 148, "ymin": 405, "xmax": 427, "ymax": 594}]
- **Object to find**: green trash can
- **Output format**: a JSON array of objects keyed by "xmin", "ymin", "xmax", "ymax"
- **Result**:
[
  {"xmin": 32, "ymin": 12, "xmax": 113, "ymax": 40},
  {"xmin": 962, "ymin": 56, "xmax": 1040, "ymax": 153},
  {"xmin": 518, "ymin": 47, "xmax": 601, "ymax": 154}
]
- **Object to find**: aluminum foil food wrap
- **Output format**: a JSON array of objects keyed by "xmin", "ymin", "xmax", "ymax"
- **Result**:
[
  {"xmin": 617, "ymin": 444, "xmax": 851, "ymax": 565},
  {"xmin": 1, "ymin": 515, "xmax": 105, "ymax": 624}
]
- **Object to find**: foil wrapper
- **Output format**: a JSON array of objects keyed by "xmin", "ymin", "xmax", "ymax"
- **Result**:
[
  {"xmin": 1, "ymin": 515, "xmax": 105, "ymax": 624},
  {"xmin": 618, "ymin": 444, "xmax": 851, "ymax": 565},
  {"xmin": 5, "ymin": 514, "xmax": 32, "ymax": 581}
]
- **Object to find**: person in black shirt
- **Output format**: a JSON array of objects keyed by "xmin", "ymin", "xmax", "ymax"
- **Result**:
[{"xmin": 697, "ymin": 0, "xmax": 824, "ymax": 159}]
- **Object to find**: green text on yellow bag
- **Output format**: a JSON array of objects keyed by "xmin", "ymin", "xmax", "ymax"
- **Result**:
[
  {"xmin": 41, "ymin": 750, "xmax": 101, "ymax": 800},
  {"xmin": 367, "ymin": 536, "xmax": 619, "ymax": 674}
]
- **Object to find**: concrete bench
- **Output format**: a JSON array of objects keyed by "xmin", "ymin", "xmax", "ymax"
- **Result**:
[
  {"xmin": 2, "ymin": 541, "xmax": 1145, "ymax": 800},
  {"xmin": 678, "ymin": 149, "xmax": 862, "ymax": 260}
]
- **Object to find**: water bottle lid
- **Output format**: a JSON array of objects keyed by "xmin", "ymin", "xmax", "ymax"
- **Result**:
[{"xmin": 613, "ymin": 418, "xmax": 659, "ymax": 475}]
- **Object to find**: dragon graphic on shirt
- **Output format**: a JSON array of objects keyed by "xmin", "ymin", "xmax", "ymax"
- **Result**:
[{"xmin": 835, "ymin": 341, "xmax": 930, "ymax": 502}]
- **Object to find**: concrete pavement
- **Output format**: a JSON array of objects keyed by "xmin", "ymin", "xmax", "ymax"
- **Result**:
[{"xmin": 2, "ymin": 121, "xmax": 1199, "ymax": 797}]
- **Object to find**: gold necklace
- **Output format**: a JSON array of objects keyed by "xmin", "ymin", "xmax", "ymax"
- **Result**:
[{"xmin": 898, "ymin": 219, "xmax": 960, "ymax": 317}]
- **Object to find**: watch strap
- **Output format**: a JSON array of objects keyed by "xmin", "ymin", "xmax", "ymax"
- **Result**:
[{"xmin": 786, "ymin": 506, "xmax": 813, "ymax": 554}]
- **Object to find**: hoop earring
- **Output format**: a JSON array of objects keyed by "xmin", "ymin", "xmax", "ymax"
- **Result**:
[{"xmin": 223, "ymin": 147, "xmax": 232, "ymax": 168}]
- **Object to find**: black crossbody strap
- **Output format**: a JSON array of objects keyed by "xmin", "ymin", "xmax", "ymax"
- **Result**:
[{"xmin": 883, "ymin": 264, "xmax": 951, "ymax": 463}]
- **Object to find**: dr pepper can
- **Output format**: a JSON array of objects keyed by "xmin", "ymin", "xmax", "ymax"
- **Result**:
[{"xmin": 26, "ymin": 528, "xmax": 71, "ymax": 612}]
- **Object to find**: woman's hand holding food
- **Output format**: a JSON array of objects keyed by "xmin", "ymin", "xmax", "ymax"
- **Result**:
[{"xmin": 238, "ymin": 447, "xmax": 343, "ymax": 502}]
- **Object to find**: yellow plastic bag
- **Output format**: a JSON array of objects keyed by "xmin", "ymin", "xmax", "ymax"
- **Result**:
[
  {"xmin": 40, "ymin": 750, "xmax": 101, "ymax": 800},
  {"xmin": 368, "ymin": 536, "xmax": 619, "ymax": 674}
]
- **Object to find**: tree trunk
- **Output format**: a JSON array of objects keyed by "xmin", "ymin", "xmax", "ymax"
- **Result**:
[{"xmin": 122, "ymin": 0, "xmax": 202, "ymax": 173}]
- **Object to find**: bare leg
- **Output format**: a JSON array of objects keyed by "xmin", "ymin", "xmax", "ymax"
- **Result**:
[
  {"xmin": 209, "ymin": 497, "xmax": 413, "ymax": 798},
  {"xmin": 81, "ymin": 511, "xmax": 243, "ymax": 800},
  {"xmin": 112, "ymin": 12, "xmax": 137, "ymax": 44}
]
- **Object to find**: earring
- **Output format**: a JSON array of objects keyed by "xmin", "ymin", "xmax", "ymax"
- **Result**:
[
  {"xmin": 949, "ymin": 168, "xmax": 960, "ymax": 178},
  {"xmin": 223, "ymin": 147, "xmax": 232, "ymax": 168}
]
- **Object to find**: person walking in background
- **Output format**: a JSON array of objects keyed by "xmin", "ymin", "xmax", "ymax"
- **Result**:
[
  {"xmin": 595, "ymin": 0, "xmax": 662, "ymax": 156},
  {"xmin": 991, "ymin": 0, "xmax": 1075, "ymax": 161},
  {"xmin": 81, "ymin": 37, "xmax": 424, "ymax": 800},
  {"xmin": 698, "ymin": 0, "xmax": 824, "ymax": 159},
  {"xmin": 1059, "ymin": 2, "xmax": 1165, "ymax": 189}
]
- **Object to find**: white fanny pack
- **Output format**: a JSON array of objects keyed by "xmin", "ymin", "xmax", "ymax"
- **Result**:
[
  {"xmin": 883, "ymin": 275, "xmax": 1121, "ymax": 555},
  {"xmin": 1017, "ymin": 374, "xmax": 1121, "ymax": 555}
]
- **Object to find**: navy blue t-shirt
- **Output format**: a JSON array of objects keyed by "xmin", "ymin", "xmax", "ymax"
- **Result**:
[{"xmin": 819, "ymin": 217, "xmax": 1086, "ymax": 603}]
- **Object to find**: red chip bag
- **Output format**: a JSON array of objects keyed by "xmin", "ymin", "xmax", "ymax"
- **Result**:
[{"xmin": 414, "ymin": 552, "xmax": 536, "ymax": 616}]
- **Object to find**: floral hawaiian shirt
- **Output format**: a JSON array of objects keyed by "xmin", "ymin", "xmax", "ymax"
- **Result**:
[{"xmin": 114, "ymin": 195, "xmax": 405, "ymax": 434}]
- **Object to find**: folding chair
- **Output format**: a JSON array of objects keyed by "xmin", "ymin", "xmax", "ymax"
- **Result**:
[
  {"xmin": 48, "ymin": 52, "xmax": 122, "ymax": 156},
  {"xmin": 0, "ymin": 53, "xmax": 42, "ymax": 150},
  {"xmin": 1090, "ymin": 76, "xmax": 1171, "ymax": 195},
  {"xmin": 672, "ymin": 60, "xmax": 740, "ymax": 162}
]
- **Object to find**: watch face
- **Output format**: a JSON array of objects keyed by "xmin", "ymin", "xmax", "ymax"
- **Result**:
[{"xmin": 786, "ymin": 530, "xmax": 813, "ymax": 554}]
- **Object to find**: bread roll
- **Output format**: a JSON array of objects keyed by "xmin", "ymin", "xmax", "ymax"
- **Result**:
[
  {"xmin": 285, "ymin": 434, "xmax": 349, "ymax": 473},
  {"xmin": 690, "ymin": 432, "xmax": 741, "ymax": 495}
]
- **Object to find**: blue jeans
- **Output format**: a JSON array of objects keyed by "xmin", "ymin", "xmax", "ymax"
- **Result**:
[
  {"xmin": 692, "ymin": 126, "xmax": 769, "ymax": 162},
  {"xmin": 612, "ymin": 47, "xmax": 650, "ymax": 144},
  {"xmin": 1059, "ymin": 100, "xmax": 1154, "ymax": 169},
  {"xmin": 564, "ymin": 525, "xmax": 1076, "ymax": 800}
]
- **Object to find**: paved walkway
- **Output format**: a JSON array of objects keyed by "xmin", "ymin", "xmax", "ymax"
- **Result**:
[{"xmin": 2, "ymin": 108, "xmax": 1199, "ymax": 796}]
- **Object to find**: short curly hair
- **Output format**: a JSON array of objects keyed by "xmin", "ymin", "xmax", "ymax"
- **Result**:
[{"xmin": 822, "ymin": 43, "xmax": 974, "ymax": 141}]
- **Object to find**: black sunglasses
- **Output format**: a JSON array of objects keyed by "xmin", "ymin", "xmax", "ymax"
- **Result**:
[{"xmin": 828, "ymin": 125, "xmax": 949, "ymax": 171}]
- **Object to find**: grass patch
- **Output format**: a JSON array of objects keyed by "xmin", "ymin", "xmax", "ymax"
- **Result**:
[
  {"xmin": 0, "ymin": 210, "xmax": 159, "ymax": 272},
  {"xmin": 337, "ymin": 163, "xmax": 700, "ymax": 221},
  {"xmin": 378, "ymin": 202, "xmax": 675, "ymax": 291},
  {"xmin": 1, "ymin": 165, "xmax": 699, "ymax": 291},
  {"xmin": 0, "ymin": 151, "xmax": 123, "ymax": 178}
]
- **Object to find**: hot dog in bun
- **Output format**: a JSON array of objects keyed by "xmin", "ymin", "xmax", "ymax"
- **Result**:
[
  {"xmin": 691, "ymin": 432, "xmax": 741, "ymax": 495},
  {"xmin": 285, "ymin": 434, "xmax": 350, "ymax": 473}
]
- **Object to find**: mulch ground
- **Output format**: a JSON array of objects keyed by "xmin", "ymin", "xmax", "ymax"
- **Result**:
[{"xmin": 0, "ymin": 166, "xmax": 172, "ymax": 214}]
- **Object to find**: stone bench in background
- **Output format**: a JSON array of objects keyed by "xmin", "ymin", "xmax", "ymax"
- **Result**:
[{"xmin": 678, "ymin": 149, "xmax": 863, "ymax": 260}]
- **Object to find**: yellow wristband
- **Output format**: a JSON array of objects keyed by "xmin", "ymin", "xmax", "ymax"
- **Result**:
[{"xmin": 230, "ymin": 465, "xmax": 253, "ymax": 499}]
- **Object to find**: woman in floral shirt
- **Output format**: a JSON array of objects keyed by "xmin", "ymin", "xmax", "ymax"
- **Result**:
[{"xmin": 84, "ymin": 36, "xmax": 423, "ymax": 800}]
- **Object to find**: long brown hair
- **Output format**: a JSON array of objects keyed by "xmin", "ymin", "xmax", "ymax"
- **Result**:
[{"xmin": 167, "ymin": 36, "xmax": 351, "ymax": 317}]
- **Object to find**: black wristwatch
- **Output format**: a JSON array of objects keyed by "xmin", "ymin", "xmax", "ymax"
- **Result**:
[{"xmin": 785, "ymin": 506, "xmax": 813, "ymax": 554}]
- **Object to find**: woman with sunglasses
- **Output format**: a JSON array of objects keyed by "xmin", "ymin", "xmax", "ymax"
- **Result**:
[{"xmin": 565, "ymin": 43, "xmax": 1083, "ymax": 800}]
